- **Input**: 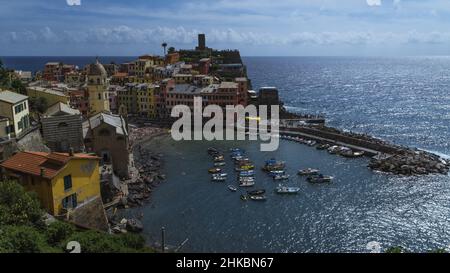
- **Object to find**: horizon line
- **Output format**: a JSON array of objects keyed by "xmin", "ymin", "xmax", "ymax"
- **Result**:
[{"xmin": 3, "ymin": 55, "xmax": 450, "ymax": 58}]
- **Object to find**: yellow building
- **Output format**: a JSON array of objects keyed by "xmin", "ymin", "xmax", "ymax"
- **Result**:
[
  {"xmin": 137, "ymin": 84, "xmax": 158, "ymax": 118},
  {"xmin": 87, "ymin": 59, "xmax": 110, "ymax": 115},
  {"xmin": 1, "ymin": 151, "xmax": 101, "ymax": 216},
  {"xmin": 26, "ymin": 86, "xmax": 70, "ymax": 106}
]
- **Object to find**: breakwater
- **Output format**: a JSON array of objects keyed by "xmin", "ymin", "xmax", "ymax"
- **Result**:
[{"xmin": 278, "ymin": 123, "xmax": 449, "ymax": 176}]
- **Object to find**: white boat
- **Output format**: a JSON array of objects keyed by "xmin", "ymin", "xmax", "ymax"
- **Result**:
[
  {"xmin": 228, "ymin": 185, "xmax": 237, "ymax": 192},
  {"xmin": 214, "ymin": 162, "xmax": 226, "ymax": 167},
  {"xmin": 275, "ymin": 185, "xmax": 300, "ymax": 194},
  {"xmin": 298, "ymin": 168, "xmax": 319, "ymax": 176},
  {"xmin": 213, "ymin": 173, "xmax": 228, "ymax": 177},
  {"xmin": 273, "ymin": 174, "xmax": 290, "ymax": 180},
  {"xmin": 212, "ymin": 176, "xmax": 226, "ymax": 182},
  {"xmin": 239, "ymin": 181, "xmax": 256, "ymax": 187},
  {"xmin": 239, "ymin": 176, "xmax": 255, "ymax": 182},
  {"xmin": 249, "ymin": 195, "xmax": 267, "ymax": 201}
]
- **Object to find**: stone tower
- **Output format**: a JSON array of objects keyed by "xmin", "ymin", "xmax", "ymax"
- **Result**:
[{"xmin": 87, "ymin": 59, "xmax": 110, "ymax": 115}]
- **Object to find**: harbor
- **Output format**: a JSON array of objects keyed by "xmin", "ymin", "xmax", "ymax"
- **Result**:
[{"xmin": 130, "ymin": 133, "xmax": 450, "ymax": 253}]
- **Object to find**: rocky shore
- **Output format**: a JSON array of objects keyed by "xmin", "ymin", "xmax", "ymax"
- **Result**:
[
  {"xmin": 369, "ymin": 150, "xmax": 450, "ymax": 175},
  {"xmin": 107, "ymin": 126, "xmax": 168, "ymax": 234},
  {"xmin": 127, "ymin": 145, "xmax": 166, "ymax": 207}
]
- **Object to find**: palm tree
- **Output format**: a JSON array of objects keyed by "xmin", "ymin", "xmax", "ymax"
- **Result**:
[{"xmin": 161, "ymin": 42, "xmax": 168, "ymax": 56}]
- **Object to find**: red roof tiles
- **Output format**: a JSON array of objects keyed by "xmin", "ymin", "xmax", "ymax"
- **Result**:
[{"xmin": 0, "ymin": 151, "xmax": 99, "ymax": 179}]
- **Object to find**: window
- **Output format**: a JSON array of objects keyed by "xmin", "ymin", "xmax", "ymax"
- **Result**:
[
  {"xmin": 58, "ymin": 122, "xmax": 68, "ymax": 128},
  {"xmin": 62, "ymin": 194, "xmax": 77, "ymax": 209},
  {"xmin": 14, "ymin": 104, "xmax": 24, "ymax": 114},
  {"xmin": 98, "ymin": 93, "xmax": 101, "ymax": 100},
  {"xmin": 64, "ymin": 175, "xmax": 72, "ymax": 191}
]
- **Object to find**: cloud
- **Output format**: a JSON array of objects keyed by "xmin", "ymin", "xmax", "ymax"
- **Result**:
[
  {"xmin": 3, "ymin": 26, "xmax": 450, "ymax": 48},
  {"xmin": 366, "ymin": 0, "xmax": 382, "ymax": 7},
  {"xmin": 66, "ymin": 0, "xmax": 81, "ymax": 6}
]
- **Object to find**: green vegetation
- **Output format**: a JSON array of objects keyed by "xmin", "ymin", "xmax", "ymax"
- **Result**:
[
  {"xmin": 0, "ymin": 59, "xmax": 27, "ymax": 95},
  {"xmin": 0, "ymin": 180, "xmax": 153, "ymax": 253},
  {"xmin": 29, "ymin": 96, "xmax": 49, "ymax": 114}
]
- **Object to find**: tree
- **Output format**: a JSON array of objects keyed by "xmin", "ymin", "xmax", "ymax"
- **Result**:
[
  {"xmin": 11, "ymin": 79, "xmax": 27, "ymax": 95},
  {"xmin": 168, "ymin": 47, "xmax": 176, "ymax": 54},
  {"xmin": 0, "ymin": 180, "xmax": 44, "ymax": 227},
  {"xmin": 29, "ymin": 96, "xmax": 49, "ymax": 114}
]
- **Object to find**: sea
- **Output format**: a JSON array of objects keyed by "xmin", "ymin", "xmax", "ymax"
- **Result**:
[{"xmin": 2, "ymin": 56, "xmax": 450, "ymax": 252}]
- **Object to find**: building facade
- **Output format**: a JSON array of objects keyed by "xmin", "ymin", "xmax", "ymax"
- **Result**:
[
  {"xmin": 0, "ymin": 91, "xmax": 30, "ymax": 138},
  {"xmin": 41, "ymin": 102, "xmax": 84, "ymax": 153},
  {"xmin": 83, "ymin": 112, "xmax": 130, "ymax": 179},
  {"xmin": 1, "ymin": 151, "xmax": 101, "ymax": 216}
]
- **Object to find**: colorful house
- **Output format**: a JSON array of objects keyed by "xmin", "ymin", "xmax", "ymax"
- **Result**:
[{"xmin": 0, "ymin": 151, "xmax": 101, "ymax": 216}]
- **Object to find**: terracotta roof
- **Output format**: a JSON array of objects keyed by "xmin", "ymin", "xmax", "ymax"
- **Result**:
[
  {"xmin": 113, "ymin": 72, "xmax": 128, "ymax": 78},
  {"xmin": 0, "ymin": 151, "xmax": 99, "ymax": 179}
]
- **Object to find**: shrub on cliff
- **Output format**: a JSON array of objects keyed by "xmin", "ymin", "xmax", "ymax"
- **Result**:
[
  {"xmin": 65, "ymin": 231, "xmax": 151, "ymax": 253},
  {"xmin": 0, "ymin": 180, "xmax": 44, "ymax": 227},
  {"xmin": 46, "ymin": 221, "xmax": 76, "ymax": 245},
  {"xmin": 0, "ymin": 225, "xmax": 59, "ymax": 253}
]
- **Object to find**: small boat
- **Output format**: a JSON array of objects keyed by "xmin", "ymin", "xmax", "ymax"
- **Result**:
[
  {"xmin": 307, "ymin": 174, "xmax": 334, "ymax": 183},
  {"xmin": 249, "ymin": 195, "xmax": 267, "ymax": 201},
  {"xmin": 247, "ymin": 189, "xmax": 266, "ymax": 196},
  {"xmin": 298, "ymin": 168, "xmax": 320, "ymax": 176},
  {"xmin": 208, "ymin": 168, "xmax": 222, "ymax": 174},
  {"xmin": 239, "ymin": 170, "xmax": 255, "ymax": 177},
  {"xmin": 275, "ymin": 185, "xmax": 300, "ymax": 194},
  {"xmin": 239, "ymin": 177, "xmax": 255, "ymax": 182},
  {"xmin": 214, "ymin": 162, "xmax": 226, "ymax": 167},
  {"xmin": 212, "ymin": 173, "xmax": 228, "ymax": 177},
  {"xmin": 214, "ymin": 155, "xmax": 225, "ymax": 161},
  {"xmin": 211, "ymin": 176, "xmax": 226, "ymax": 182},
  {"xmin": 235, "ymin": 165, "xmax": 255, "ymax": 171},
  {"xmin": 230, "ymin": 148, "xmax": 245, "ymax": 153},
  {"xmin": 240, "ymin": 194, "xmax": 248, "ymax": 201},
  {"xmin": 208, "ymin": 147, "xmax": 219, "ymax": 155},
  {"xmin": 306, "ymin": 140, "xmax": 317, "ymax": 147},
  {"xmin": 327, "ymin": 146, "xmax": 340, "ymax": 154},
  {"xmin": 341, "ymin": 150, "xmax": 365, "ymax": 158},
  {"xmin": 273, "ymin": 174, "xmax": 290, "ymax": 180},
  {"xmin": 316, "ymin": 144, "xmax": 330, "ymax": 150},
  {"xmin": 228, "ymin": 185, "xmax": 237, "ymax": 192},
  {"xmin": 239, "ymin": 181, "xmax": 256, "ymax": 187},
  {"xmin": 268, "ymin": 170, "xmax": 285, "ymax": 177}
]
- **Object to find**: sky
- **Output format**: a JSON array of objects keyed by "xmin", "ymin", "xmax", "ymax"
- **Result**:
[{"xmin": 2, "ymin": 0, "xmax": 450, "ymax": 56}]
